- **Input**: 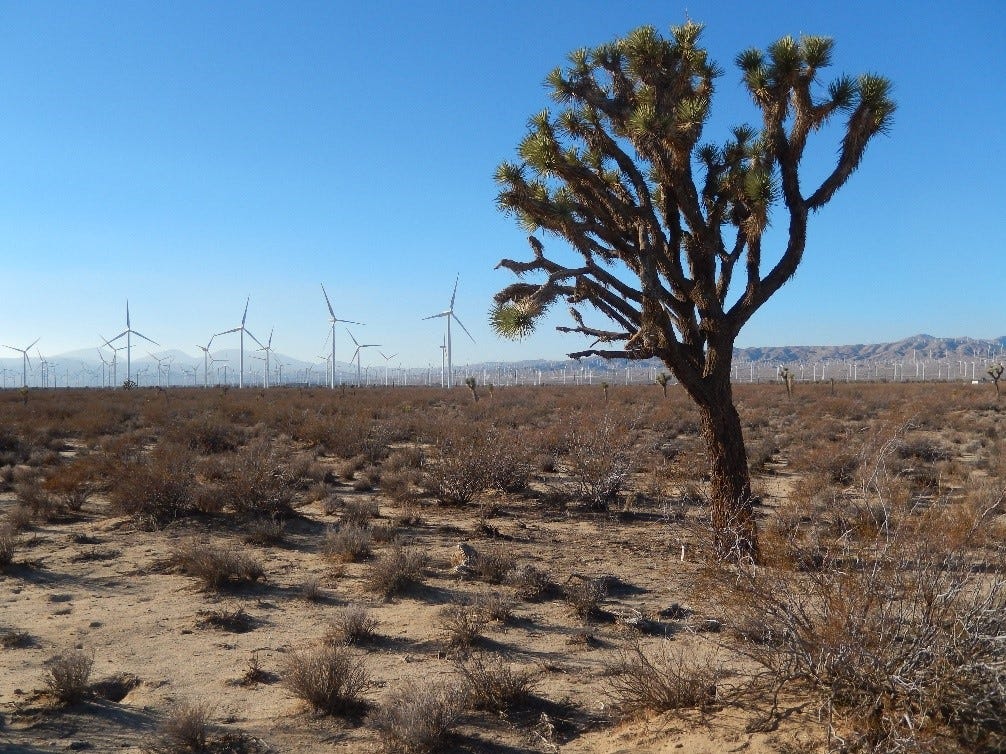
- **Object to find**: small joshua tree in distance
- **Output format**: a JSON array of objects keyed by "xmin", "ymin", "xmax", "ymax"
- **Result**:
[
  {"xmin": 655, "ymin": 372, "xmax": 670, "ymax": 398},
  {"xmin": 464, "ymin": 376, "xmax": 479, "ymax": 403},
  {"xmin": 988, "ymin": 363, "xmax": 1003, "ymax": 399},
  {"xmin": 778, "ymin": 367, "xmax": 794, "ymax": 398}
]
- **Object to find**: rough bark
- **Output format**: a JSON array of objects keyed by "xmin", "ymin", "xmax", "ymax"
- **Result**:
[{"xmin": 675, "ymin": 349, "xmax": 758, "ymax": 562}]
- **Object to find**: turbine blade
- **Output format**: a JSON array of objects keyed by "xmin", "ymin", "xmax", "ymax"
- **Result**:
[
  {"xmin": 242, "ymin": 296, "xmax": 250, "ymax": 325},
  {"xmin": 450, "ymin": 274, "xmax": 459, "ymax": 310},
  {"xmin": 246, "ymin": 329, "xmax": 264, "ymax": 348},
  {"xmin": 126, "ymin": 300, "xmax": 131, "ymax": 328},
  {"xmin": 452, "ymin": 313, "xmax": 476, "ymax": 343},
  {"xmin": 26, "ymin": 338, "xmax": 40, "ymax": 351},
  {"xmin": 334, "ymin": 318, "xmax": 363, "ymax": 325},
  {"xmin": 267, "ymin": 328, "xmax": 274, "ymax": 347},
  {"xmin": 321, "ymin": 283, "xmax": 336, "ymax": 318},
  {"xmin": 346, "ymin": 328, "xmax": 360, "ymax": 347},
  {"xmin": 133, "ymin": 331, "xmax": 159, "ymax": 346},
  {"xmin": 422, "ymin": 312, "xmax": 448, "ymax": 320},
  {"xmin": 216, "ymin": 327, "xmax": 241, "ymax": 336}
]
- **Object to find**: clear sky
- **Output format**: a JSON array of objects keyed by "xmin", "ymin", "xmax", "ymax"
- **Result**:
[{"xmin": 2, "ymin": 0, "xmax": 1003, "ymax": 367}]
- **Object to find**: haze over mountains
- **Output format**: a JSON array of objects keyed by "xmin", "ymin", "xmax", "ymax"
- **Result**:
[{"xmin": 1, "ymin": 334, "xmax": 1004, "ymax": 389}]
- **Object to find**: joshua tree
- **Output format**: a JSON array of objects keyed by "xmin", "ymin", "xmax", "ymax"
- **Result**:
[
  {"xmin": 655, "ymin": 372, "xmax": 670, "ymax": 398},
  {"xmin": 464, "ymin": 376, "xmax": 479, "ymax": 403},
  {"xmin": 988, "ymin": 363, "xmax": 1003, "ymax": 399},
  {"xmin": 779, "ymin": 366, "xmax": 794, "ymax": 398},
  {"xmin": 490, "ymin": 22, "xmax": 894, "ymax": 561}
]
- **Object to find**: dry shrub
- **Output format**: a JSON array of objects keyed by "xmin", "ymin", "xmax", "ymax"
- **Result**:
[
  {"xmin": 328, "ymin": 606, "xmax": 379, "ymax": 646},
  {"xmin": 562, "ymin": 415, "xmax": 634, "ymax": 510},
  {"xmin": 323, "ymin": 524, "xmax": 372, "ymax": 563},
  {"xmin": 380, "ymin": 468, "xmax": 421, "ymax": 503},
  {"xmin": 563, "ymin": 575, "xmax": 607, "ymax": 620},
  {"xmin": 242, "ymin": 518, "xmax": 285, "ymax": 545},
  {"xmin": 1, "ymin": 629, "xmax": 33, "ymax": 648},
  {"xmin": 108, "ymin": 442, "xmax": 196, "ymax": 523},
  {"xmin": 44, "ymin": 649, "xmax": 94, "ymax": 705},
  {"xmin": 456, "ymin": 652, "xmax": 538, "ymax": 713},
  {"xmin": 473, "ymin": 591, "xmax": 514, "ymax": 624},
  {"xmin": 169, "ymin": 414, "xmax": 241, "ymax": 454},
  {"xmin": 14, "ymin": 474, "xmax": 62, "ymax": 522},
  {"xmin": 217, "ymin": 439, "xmax": 294, "ymax": 518},
  {"xmin": 353, "ymin": 466, "xmax": 381, "ymax": 491},
  {"xmin": 725, "ymin": 499, "xmax": 1006, "ymax": 754},
  {"xmin": 421, "ymin": 434, "xmax": 490, "ymax": 505},
  {"xmin": 366, "ymin": 543, "xmax": 428, "ymax": 599},
  {"xmin": 282, "ymin": 645, "xmax": 369, "ymax": 716},
  {"xmin": 341, "ymin": 498, "xmax": 379, "ymax": 527},
  {"xmin": 0, "ymin": 524, "xmax": 14, "ymax": 569},
  {"xmin": 42, "ymin": 456, "xmax": 96, "ymax": 511},
  {"xmin": 506, "ymin": 563, "xmax": 553, "ymax": 601},
  {"xmin": 472, "ymin": 545, "xmax": 517, "ymax": 584},
  {"xmin": 438, "ymin": 602, "xmax": 485, "ymax": 648},
  {"xmin": 605, "ymin": 643, "xmax": 720, "ymax": 718},
  {"xmin": 372, "ymin": 679, "xmax": 464, "ymax": 754},
  {"xmin": 148, "ymin": 700, "xmax": 213, "ymax": 753},
  {"xmin": 170, "ymin": 538, "xmax": 264, "ymax": 591}
]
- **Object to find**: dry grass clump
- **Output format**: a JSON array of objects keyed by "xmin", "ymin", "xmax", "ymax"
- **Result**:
[
  {"xmin": 195, "ymin": 607, "xmax": 255, "ymax": 633},
  {"xmin": 327, "ymin": 606, "xmax": 379, "ymax": 646},
  {"xmin": 366, "ymin": 543, "xmax": 428, "ymax": 599},
  {"xmin": 323, "ymin": 524, "xmax": 372, "ymax": 563},
  {"xmin": 43, "ymin": 649, "xmax": 94, "ymax": 705},
  {"xmin": 605, "ymin": 643, "xmax": 720, "ymax": 718},
  {"xmin": 170, "ymin": 538, "xmax": 264, "ymax": 591},
  {"xmin": 281, "ymin": 645, "xmax": 370, "ymax": 717},
  {"xmin": 0, "ymin": 629, "xmax": 34, "ymax": 648},
  {"xmin": 147, "ymin": 700, "xmax": 213, "ymax": 754},
  {"xmin": 371, "ymin": 679, "xmax": 464, "ymax": 754},
  {"xmin": 456, "ymin": 652, "xmax": 538, "ymax": 713},
  {"xmin": 563, "ymin": 416, "xmax": 634, "ymax": 510}
]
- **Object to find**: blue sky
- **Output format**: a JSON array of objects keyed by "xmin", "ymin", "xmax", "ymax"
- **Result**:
[{"xmin": 2, "ymin": 1, "xmax": 1003, "ymax": 366}]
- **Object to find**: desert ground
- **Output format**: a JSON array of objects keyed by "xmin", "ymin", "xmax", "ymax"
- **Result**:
[{"xmin": 1, "ymin": 381, "xmax": 1003, "ymax": 753}]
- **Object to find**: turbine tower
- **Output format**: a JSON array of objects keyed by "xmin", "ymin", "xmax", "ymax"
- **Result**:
[
  {"xmin": 3, "ymin": 338, "xmax": 39, "ymax": 388},
  {"xmin": 195, "ymin": 336, "xmax": 215, "ymax": 388},
  {"xmin": 214, "ymin": 296, "xmax": 262, "ymax": 389},
  {"xmin": 379, "ymin": 351, "xmax": 399, "ymax": 386},
  {"xmin": 346, "ymin": 329, "xmax": 380, "ymax": 386},
  {"xmin": 422, "ymin": 275, "xmax": 475, "ymax": 389},
  {"xmin": 321, "ymin": 283, "xmax": 362, "ymax": 389},
  {"xmin": 256, "ymin": 328, "xmax": 275, "ymax": 388},
  {"xmin": 108, "ymin": 301, "xmax": 158, "ymax": 386},
  {"xmin": 99, "ymin": 335, "xmax": 126, "ymax": 389}
]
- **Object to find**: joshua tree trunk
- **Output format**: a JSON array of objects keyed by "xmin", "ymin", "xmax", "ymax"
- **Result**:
[
  {"xmin": 676, "ymin": 349, "xmax": 758, "ymax": 562},
  {"xmin": 696, "ymin": 387, "xmax": 757, "ymax": 561}
]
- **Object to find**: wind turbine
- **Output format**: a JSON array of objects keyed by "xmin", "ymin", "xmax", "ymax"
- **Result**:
[
  {"xmin": 346, "ymin": 329, "xmax": 380, "ymax": 386},
  {"xmin": 99, "ymin": 335, "xmax": 126, "ymax": 388},
  {"xmin": 3, "ymin": 339, "xmax": 39, "ymax": 388},
  {"xmin": 422, "ymin": 275, "xmax": 475, "ymax": 388},
  {"xmin": 148, "ymin": 352, "xmax": 168, "ymax": 388},
  {"xmin": 108, "ymin": 301, "xmax": 158, "ymax": 386},
  {"xmin": 379, "ymin": 351, "xmax": 399, "ymax": 386},
  {"xmin": 214, "ymin": 296, "xmax": 262, "ymax": 389},
  {"xmin": 321, "ymin": 283, "xmax": 362, "ymax": 389},
  {"xmin": 256, "ymin": 328, "xmax": 275, "ymax": 388},
  {"xmin": 195, "ymin": 336, "xmax": 215, "ymax": 388}
]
